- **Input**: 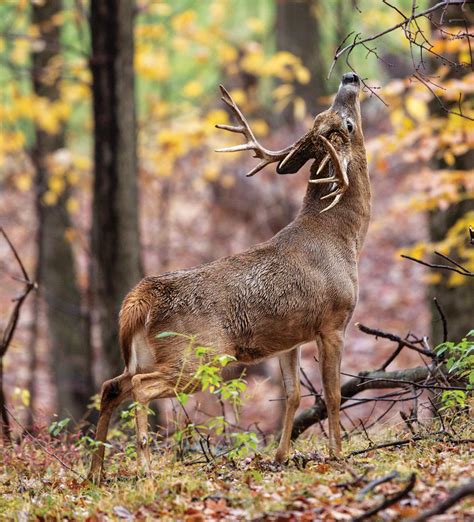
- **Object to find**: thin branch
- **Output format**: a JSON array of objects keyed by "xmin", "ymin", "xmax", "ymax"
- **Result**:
[
  {"xmin": 352, "ymin": 473, "xmax": 416, "ymax": 521},
  {"xmin": 356, "ymin": 323, "xmax": 434, "ymax": 357},
  {"xmin": 401, "ymin": 253, "xmax": 473, "ymax": 277},
  {"xmin": 356, "ymin": 471, "xmax": 399, "ymax": 500},
  {"xmin": 433, "ymin": 297, "xmax": 448, "ymax": 343}
]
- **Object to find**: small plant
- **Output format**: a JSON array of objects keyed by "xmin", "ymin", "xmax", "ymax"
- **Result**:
[
  {"xmin": 158, "ymin": 332, "xmax": 258, "ymax": 462},
  {"xmin": 77, "ymin": 435, "xmax": 112, "ymax": 453},
  {"xmin": 120, "ymin": 401, "xmax": 155, "ymax": 431},
  {"xmin": 436, "ymin": 330, "xmax": 474, "ymax": 409},
  {"xmin": 48, "ymin": 417, "xmax": 71, "ymax": 437}
]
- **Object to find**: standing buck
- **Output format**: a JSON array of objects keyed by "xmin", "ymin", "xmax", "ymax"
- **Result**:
[{"xmin": 89, "ymin": 73, "xmax": 370, "ymax": 483}]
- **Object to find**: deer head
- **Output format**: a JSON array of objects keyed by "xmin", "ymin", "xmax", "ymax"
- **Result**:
[{"xmin": 216, "ymin": 72, "xmax": 363, "ymax": 213}]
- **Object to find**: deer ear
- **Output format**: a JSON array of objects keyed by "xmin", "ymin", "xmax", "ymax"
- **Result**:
[{"xmin": 276, "ymin": 131, "xmax": 313, "ymax": 175}]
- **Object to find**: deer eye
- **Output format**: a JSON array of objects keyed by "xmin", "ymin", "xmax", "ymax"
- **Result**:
[{"xmin": 346, "ymin": 119, "xmax": 354, "ymax": 133}]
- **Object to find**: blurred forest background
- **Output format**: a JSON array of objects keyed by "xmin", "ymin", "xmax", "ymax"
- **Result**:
[{"xmin": 0, "ymin": 0, "xmax": 472, "ymax": 440}]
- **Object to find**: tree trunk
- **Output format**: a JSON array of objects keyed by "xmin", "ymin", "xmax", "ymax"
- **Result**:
[
  {"xmin": 90, "ymin": 0, "xmax": 143, "ymax": 378},
  {"xmin": 428, "ymin": 159, "xmax": 474, "ymax": 344},
  {"xmin": 428, "ymin": 3, "xmax": 474, "ymax": 345},
  {"xmin": 32, "ymin": 0, "xmax": 93, "ymax": 423},
  {"xmin": 276, "ymin": 0, "xmax": 327, "ymax": 123}
]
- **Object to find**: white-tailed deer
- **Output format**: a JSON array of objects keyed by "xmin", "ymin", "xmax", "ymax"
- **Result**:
[{"xmin": 89, "ymin": 73, "xmax": 370, "ymax": 483}]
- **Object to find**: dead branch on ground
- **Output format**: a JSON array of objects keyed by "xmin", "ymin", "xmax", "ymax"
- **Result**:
[{"xmin": 352, "ymin": 473, "xmax": 417, "ymax": 522}]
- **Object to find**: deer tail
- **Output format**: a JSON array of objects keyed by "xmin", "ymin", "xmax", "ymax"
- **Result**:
[{"xmin": 119, "ymin": 280, "xmax": 153, "ymax": 372}]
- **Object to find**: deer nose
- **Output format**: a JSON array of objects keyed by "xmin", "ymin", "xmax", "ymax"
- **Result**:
[{"xmin": 342, "ymin": 72, "xmax": 359, "ymax": 85}]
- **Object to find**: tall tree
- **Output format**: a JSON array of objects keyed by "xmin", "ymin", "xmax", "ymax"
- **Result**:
[
  {"xmin": 90, "ymin": 0, "xmax": 143, "ymax": 377},
  {"xmin": 428, "ymin": 3, "xmax": 474, "ymax": 344},
  {"xmin": 276, "ymin": 0, "xmax": 327, "ymax": 123},
  {"xmin": 31, "ymin": 0, "xmax": 93, "ymax": 421}
]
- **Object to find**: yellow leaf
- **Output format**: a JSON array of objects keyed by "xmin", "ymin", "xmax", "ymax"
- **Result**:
[
  {"xmin": 293, "ymin": 97, "xmax": 306, "ymax": 121},
  {"xmin": 15, "ymin": 174, "xmax": 32, "ymax": 192},
  {"xmin": 182, "ymin": 80, "xmax": 203, "ymax": 98},
  {"xmin": 272, "ymin": 84, "xmax": 294, "ymax": 100},
  {"xmin": 249, "ymin": 119, "xmax": 269, "ymax": 137},
  {"xmin": 13, "ymin": 387, "xmax": 30, "ymax": 407},
  {"xmin": 203, "ymin": 165, "xmax": 219, "ymax": 182},
  {"xmin": 229, "ymin": 89, "xmax": 246, "ymax": 106},
  {"xmin": 247, "ymin": 17, "xmax": 265, "ymax": 34},
  {"xmin": 66, "ymin": 197, "xmax": 80, "ymax": 214},
  {"xmin": 443, "ymin": 151, "xmax": 455, "ymax": 166},
  {"xmin": 217, "ymin": 43, "xmax": 238, "ymax": 65},
  {"xmin": 43, "ymin": 191, "xmax": 58, "ymax": 206},
  {"xmin": 423, "ymin": 272, "xmax": 442, "ymax": 285},
  {"xmin": 295, "ymin": 66, "xmax": 310, "ymax": 85},
  {"xmin": 405, "ymin": 96, "xmax": 428, "ymax": 122},
  {"xmin": 205, "ymin": 109, "xmax": 229, "ymax": 128},
  {"xmin": 172, "ymin": 10, "xmax": 196, "ymax": 35},
  {"xmin": 49, "ymin": 176, "xmax": 65, "ymax": 196}
]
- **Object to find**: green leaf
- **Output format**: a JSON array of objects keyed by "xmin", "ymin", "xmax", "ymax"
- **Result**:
[{"xmin": 156, "ymin": 331, "xmax": 179, "ymax": 339}]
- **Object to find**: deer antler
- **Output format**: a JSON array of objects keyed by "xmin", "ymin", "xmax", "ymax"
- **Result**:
[
  {"xmin": 310, "ymin": 135, "xmax": 349, "ymax": 213},
  {"xmin": 215, "ymin": 85, "xmax": 293, "ymax": 177},
  {"xmin": 215, "ymin": 85, "xmax": 349, "ymax": 213}
]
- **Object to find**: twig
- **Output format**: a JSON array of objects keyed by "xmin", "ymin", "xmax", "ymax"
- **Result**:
[
  {"xmin": 433, "ymin": 297, "xmax": 448, "ymax": 343},
  {"xmin": 378, "ymin": 342, "xmax": 404, "ymax": 371},
  {"xmin": 409, "ymin": 479, "xmax": 474, "ymax": 521},
  {"xmin": 356, "ymin": 470, "xmax": 399, "ymax": 500},
  {"xmin": 352, "ymin": 473, "xmax": 416, "ymax": 521}
]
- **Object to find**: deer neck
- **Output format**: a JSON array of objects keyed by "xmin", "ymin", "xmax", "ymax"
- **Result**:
[{"xmin": 296, "ymin": 151, "xmax": 371, "ymax": 256}]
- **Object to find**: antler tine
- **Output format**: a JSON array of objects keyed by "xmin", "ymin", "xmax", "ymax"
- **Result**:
[
  {"xmin": 309, "ymin": 135, "xmax": 349, "ymax": 213},
  {"xmin": 218, "ymin": 85, "xmax": 257, "ymax": 142},
  {"xmin": 319, "ymin": 136, "xmax": 349, "ymax": 188},
  {"xmin": 215, "ymin": 84, "xmax": 293, "ymax": 176}
]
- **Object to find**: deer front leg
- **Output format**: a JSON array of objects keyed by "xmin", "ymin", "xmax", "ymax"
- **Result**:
[
  {"xmin": 275, "ymin": 347, "xmax": 301, "ymax": 463},
  {"xmin": 318, "ymin": 331, "xmax": 343, "ymax": 457}
]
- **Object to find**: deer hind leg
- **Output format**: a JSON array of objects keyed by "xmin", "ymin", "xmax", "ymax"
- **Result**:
[
  {"xmin": 88, "ymin": 372, "xmax": 132, "ymax": 484},
  {"xmin": 318, "ymin": 330, "xmax": 343, "ymax": 457},
  {"xmin": 275, "ymin": 347, "xmax": 301, "ymax": 463},
  {"xmin": 131, "ymin": 371, "xmax": 175, "ymax": 476}
]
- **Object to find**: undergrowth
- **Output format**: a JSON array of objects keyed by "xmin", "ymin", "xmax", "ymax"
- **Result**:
[{"xmin": 1, "ymin": 418, "xmax": 473, "ymax": 521}]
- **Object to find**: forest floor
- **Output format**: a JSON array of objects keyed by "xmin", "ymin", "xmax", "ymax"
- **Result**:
[{"xmin": 1, "ymin": 419, "xmax": 473, "ymax": 521}]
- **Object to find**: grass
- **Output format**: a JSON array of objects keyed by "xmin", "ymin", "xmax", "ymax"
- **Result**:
[{"xmin": 1, "ymin": 418, "xmax": 473, "ymax": 520}]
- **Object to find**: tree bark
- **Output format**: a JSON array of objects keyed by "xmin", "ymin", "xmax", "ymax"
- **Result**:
[
  {"xmin": 90, "ymin": 0, "xmax": 143, "ymax": 378},
  {"xmin": 31, "ymin": 0, "xmax": 93, "ymax": 423},
  {"xmin": 276, "ymin": 0, "xmax": 327, "ymax": 123}
]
